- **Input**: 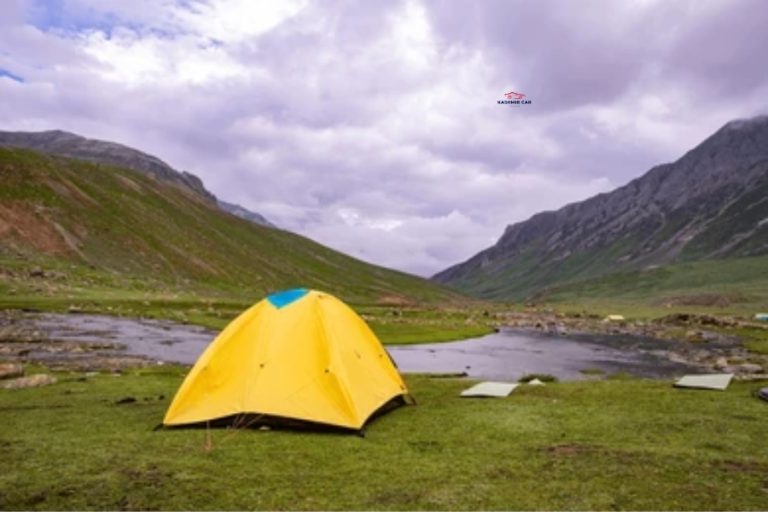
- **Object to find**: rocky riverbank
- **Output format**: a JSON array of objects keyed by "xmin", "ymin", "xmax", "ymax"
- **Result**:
[
  {"xmin": 497, "ymin": 310, "xmax": 768, "ymax": 379},
  {"xmin": 1, "ymin": 308, "xmax": 767, "ymax": 382},
  {"xmin": 0, "ymin": 310, "xmax": 158, "ymax": 374}
]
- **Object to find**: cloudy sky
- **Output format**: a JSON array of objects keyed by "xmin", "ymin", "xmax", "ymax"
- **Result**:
[{"xmin": 1, "ymin": 0, "xmax": 767, "ymax": 276}]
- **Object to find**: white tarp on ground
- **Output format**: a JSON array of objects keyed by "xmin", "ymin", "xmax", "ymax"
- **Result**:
[
  {"xmin": 674, "ymin": 373, "xmax": 734, "ymax": 391},
  {"xmin": 460, "ymin": 381, "xmax": 519, "ymax": 397}
]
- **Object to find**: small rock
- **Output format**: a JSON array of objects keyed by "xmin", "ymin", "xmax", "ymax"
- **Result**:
[
  {"xmin": 737, "ymin": 374, "xmax": 768, "ymax": 381},
  {"xmin": 667, "ymin": 352, "xmax": 689, "ymax": 364},
  {"xmin": 737, "ymin": 363, "xmax": 764, "ymax": 374},
  {"xmin": 714, "ymin": 357, "xmax": 729, "ymax": 370},
  {"xmin": 0, "ymin": 363, "xmax": 23, "ymax": 380},
  {"xmin": 115, "ymin": 397, "xmax": 136, "ymax": 405},
  {"xmin": 29, "ymin": 267, "xmax": 45, "ymax": 278},
  {"xmin": 67, "ymin": 305, "xmax": 82, "ymax": 313},
  {"xmin": 1, "ymin": 374, "xmax": 57, "ymax": 390}
]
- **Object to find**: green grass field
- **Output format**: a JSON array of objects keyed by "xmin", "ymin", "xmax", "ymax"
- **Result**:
[
  {"xmin": 540, "ymin": 256, "xmax": 768, "ymax": 319},
  {"xmin": 1, "ymin": 366, "xmax": 767, "ymax": 510}
]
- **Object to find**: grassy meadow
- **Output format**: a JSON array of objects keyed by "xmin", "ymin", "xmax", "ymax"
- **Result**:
[
  {"xmin": 539, "ymin": 255, "xmax": 768, "ymax": 319},
  {"xmin": 1, "ymin": 366, "xmax": 767, "ymax": 510}
]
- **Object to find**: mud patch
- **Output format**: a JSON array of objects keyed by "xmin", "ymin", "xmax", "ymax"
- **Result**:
[
  {"xmin": 544, "ymin": 443, "xmax": 597, "ymax": 456},
  {"xmin": 718, "ymin": 460, "xmax": 768, "ymax": 474}
]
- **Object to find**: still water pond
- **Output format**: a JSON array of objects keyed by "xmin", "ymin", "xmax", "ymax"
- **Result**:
[{"xmin": 31, "ymin": 314, "xmax": 700, "ymax": 380}]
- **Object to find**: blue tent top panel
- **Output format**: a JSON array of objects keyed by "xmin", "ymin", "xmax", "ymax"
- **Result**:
[{"xmin": 266, "ymin": 288, "xmax": 309, "ymax": 309}]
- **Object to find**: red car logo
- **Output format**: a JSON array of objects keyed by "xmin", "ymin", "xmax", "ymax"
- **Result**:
[{"xmin": 504, "ymin": 91, "xmax": 526, "ymax": 100}]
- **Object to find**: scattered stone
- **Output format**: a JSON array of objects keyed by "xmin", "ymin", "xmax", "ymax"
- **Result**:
[
  {"xmin": 0, "ymin": 363, "xmax": 23, "ymax": 380},
  {"xmin": 737, "ymin": 374, "xmax": 768, "ymax": 382},
  {"xmin": 737, "ymin": 363, "xmax": 764, "ymax": 374},
  {"xmin": 657, "ymin": 313, "xmax": 738, "ymax": 328},
  {"xmin": 67, "ymin": 305, "xmax": 82, "ymax": 313},
  {"xmin": 115, "ymin": 397, "xmax": 136, "ymax": 404},
  {"xmin": 714, "ymin": 357, "xmax": 729, "ymax": 370},
  {"xmin": 666, "ymin": 352, "xmax": 689, "ymax": 364},
  {"xmin": 28, "ymin": 267, "xmax": 45, "ymax": 278},
  {"xmin": 1, "ymin": 374, "xmax": 57, "ymax": 390}
]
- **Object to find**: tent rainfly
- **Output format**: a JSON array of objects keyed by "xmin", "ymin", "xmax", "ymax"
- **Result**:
[{"xmin": 163, "ymin": 289, "xmax": 410, "ymax": 432}]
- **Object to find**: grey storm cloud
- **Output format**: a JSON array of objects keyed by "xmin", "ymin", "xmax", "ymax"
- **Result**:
[{"xmin": 1, "ymin": 0, "xmax": 767, "ymax": 276}]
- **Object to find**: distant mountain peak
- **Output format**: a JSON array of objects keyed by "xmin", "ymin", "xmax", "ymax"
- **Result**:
[{"xmin": 722, "ymin": 114, "xmax": 768, "ymax": 131}]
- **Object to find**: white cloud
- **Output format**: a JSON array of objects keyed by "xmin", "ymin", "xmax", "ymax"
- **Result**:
[{"xmin": 1, "ymin": 0, "xmax": 767, "ymax": 276}]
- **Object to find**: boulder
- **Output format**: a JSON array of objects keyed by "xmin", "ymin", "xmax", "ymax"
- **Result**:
[
  {"xmin": 1, "ymin": 374, "xmax": 57, "ymax": 390},
  {"xmin": 0, "ymin": 363, "xmax": 23, "ymax": 380}
]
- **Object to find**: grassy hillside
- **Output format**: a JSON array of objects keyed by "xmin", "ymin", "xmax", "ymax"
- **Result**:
[
  {"xmin": 0, "ymin": 148, "xmax": 472, "ymax": 318},
  {"xmin": 533, "ymin": 255, "xmax": 768, "ymax": 318},
  {"xmin": 438, "ymin": 235, "xmax": 651, "ymax": 301}
]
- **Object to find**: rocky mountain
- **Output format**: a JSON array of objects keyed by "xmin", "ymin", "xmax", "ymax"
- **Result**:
[
  {"xmin": 433, "ymin": 115, "xmax": 768, "ymax": 300},
  {"xmin": 0, "ymin": 129, "xmax": 273, "ymax": 228}
]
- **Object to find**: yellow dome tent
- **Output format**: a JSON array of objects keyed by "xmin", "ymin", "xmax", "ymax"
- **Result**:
[{"xmin": 163, "ymin": 289, "xmax": 410, "ymax": 431}]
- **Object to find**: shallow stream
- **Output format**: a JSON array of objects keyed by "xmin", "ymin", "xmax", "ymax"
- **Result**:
[{"xmin": 26, "ymin": 314, "xmax": 703, "ymax": 380}]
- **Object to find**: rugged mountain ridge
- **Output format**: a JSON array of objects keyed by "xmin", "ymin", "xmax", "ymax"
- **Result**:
[
  {"xmin": 434, "ymin": 115, "xmax": 768, "ymax": 300},
  {"xmin": 0, "ymin": 129, "xmax": 273, "ymax": 227}
]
